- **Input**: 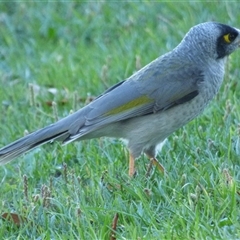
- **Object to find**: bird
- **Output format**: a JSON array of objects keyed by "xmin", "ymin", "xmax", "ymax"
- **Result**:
[{"xmin": 0, "ymin": 22, "xmax": 240, "ymax": 177}]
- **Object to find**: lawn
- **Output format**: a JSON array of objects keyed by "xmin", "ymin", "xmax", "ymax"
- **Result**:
[{"xmin": 0, "ymin": 1, "xmax": 240, "ymax": 239}]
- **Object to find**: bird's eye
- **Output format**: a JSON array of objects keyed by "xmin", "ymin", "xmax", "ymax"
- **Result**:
[{"xmin": 223, "ymin": 33, "xmax": 237, "ymax": 43}]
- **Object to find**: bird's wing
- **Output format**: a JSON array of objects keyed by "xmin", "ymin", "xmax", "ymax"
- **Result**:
[
  {"xmin": 136, "ymin": 60, "xmax": 204, "ymax": 112},
  {"xmin": 68, "ymin": 57, "xmax": 204, "ymax": 140}
]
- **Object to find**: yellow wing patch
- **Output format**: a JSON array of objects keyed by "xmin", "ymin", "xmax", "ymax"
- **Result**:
[{"xmin": 105, "ymin": 95, "xmax": 153, "ymax": 116}]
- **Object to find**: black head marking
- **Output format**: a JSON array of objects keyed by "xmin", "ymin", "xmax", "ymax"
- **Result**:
[{"xmin": 216, "ymin": 23, "xmax": 239, "ymax": 59}]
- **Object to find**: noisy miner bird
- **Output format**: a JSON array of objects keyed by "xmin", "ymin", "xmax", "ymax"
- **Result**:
[{"xmin": 0, "ymin": 22, "xmax": 240, "ymax": 177}]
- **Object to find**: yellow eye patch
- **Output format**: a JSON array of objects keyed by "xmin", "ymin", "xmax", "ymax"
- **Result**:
[{"xmin": 223, "ymin": 33, "xmax": 235, "ymax": 43}]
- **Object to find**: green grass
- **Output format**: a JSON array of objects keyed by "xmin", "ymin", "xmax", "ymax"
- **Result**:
[{"xmin": 0, "ymin": 1, "xmax": 240, "ymax": 239}]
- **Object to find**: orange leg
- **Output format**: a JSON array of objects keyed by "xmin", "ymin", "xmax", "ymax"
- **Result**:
[
  {"xmin": 129, "ymin": 153, "xmax": 165, "ymax": 177},
  {"xmin": 145, "ymin": 152, "xmax": 165, "ymax": 175},
  {"xmin": 129, "ymin": 154, "xmax": 136, "ymax": 177},
  {"xmin": 150, "ymin": 157, "xmax": 165, "ymax": 173}
]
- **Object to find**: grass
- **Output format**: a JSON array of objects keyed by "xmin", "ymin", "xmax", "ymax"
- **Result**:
[{"xmin": 0, "ymin": 1, "xmax": 240, "ymax": 239}]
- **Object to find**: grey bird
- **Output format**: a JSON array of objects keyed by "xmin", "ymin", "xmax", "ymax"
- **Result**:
[{"xmin": 0, "ymin": 22, "xmax": 240, "ymax": 177}]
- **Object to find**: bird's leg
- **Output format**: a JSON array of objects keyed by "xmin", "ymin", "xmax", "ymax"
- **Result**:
[
  {"xmin": 129, "ymin": 154, "xmax": 136, "ymax": 177},
  {"xmin": 146, "ymin": 154, "xmax": 165, "ymax": 174},
  {"xmin": 129, "ymin": 153, "xmax": 165, "ymax": 177},
  {"xmin": 150, "ymin": 157, "xmax": 165, "ymax": 173}
]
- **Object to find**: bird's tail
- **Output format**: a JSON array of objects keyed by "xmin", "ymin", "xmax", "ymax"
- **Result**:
[{"xmin": 0, "ymin": 117, "xmax": 74, "ymax": 165}]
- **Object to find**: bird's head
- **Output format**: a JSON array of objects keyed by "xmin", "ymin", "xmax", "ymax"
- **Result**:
[{"xmin": 178, "ymin": 22, "xmax": 240, "ymax": 60}]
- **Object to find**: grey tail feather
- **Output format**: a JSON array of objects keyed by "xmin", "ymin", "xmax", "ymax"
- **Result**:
[{"xmin": 0, "ymin": 126, "xmax": 69, "ymax": 165}]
